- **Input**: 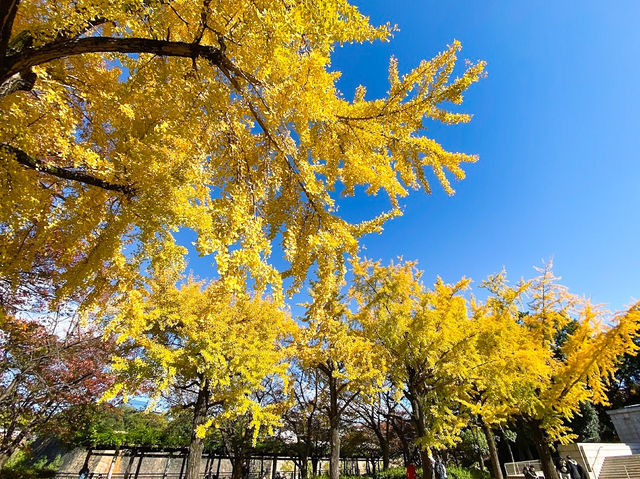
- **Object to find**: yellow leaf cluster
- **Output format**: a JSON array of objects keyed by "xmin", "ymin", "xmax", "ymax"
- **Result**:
[
  {"xmin": 524, "ymin": 264, "xmax": 640, "ymax": 443},
  {"xmin": 1, "ymin": 0, "xmax": 485, "ymax": 315},
  {"xmin": 106, "ymin": 276, "xmax": 296, "ymax": 436},
  {"xmin": 350, "ymin": 259, "xmax": 640, "ymax": 451},
  {"xmin": 351, "ymin": 259, "xmax": 478, "ymax": 450},
  {"xmin": 297, "ymin": 287, "xmax": 387, "ymax": 400}
]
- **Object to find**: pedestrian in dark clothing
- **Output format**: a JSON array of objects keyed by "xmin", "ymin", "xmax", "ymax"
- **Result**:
[
  {"xmin": 557, "ymin": 459, "xmax": 570, "ymax": 479},
  {"xmin": 523, "ymin": 466, "xmax": 537, "ymax": 479},
  {"xmin": 434, "ymin": 456, "xmax": 447, "ymax": 479},
  {"xmin": 565, "ymin": 456, "xmax": 586, "ymax": 479},
  {"xmin": 78, "ymin": 463, "xmax": 90, "ymax": 479}
]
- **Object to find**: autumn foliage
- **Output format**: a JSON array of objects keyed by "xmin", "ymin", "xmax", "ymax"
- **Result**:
[
  {"xmin": 352, "ymin": 260, "xmax": 640, "ymax": 479},
  {"xmin": 0, "ymin": 315, "xmax": 113, "ymax": 468},
  {"xmin": 0, "ymin": 0, "xmax": 484, "ymax": 317},
  {"xmin": 1, "ymin": 2, "xmax": 638, "ymax": 479}
]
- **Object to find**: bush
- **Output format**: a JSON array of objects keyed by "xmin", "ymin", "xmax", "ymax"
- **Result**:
[
  {"xmin": 1, "ymin": 449, "xmax": 60, "ymax": 479},
  {"xmin": 376, "ymin": 467, "xmax": 407, "ymax": 479},
  {"xmin": 448, "ymin": 465, "xmax": 491, "ymax": 479},
  {"xmin": 311, "ymin": 466, "xmax": 489, "ymax": 479},
  {"xmin": 0, "ymin": 467, "xmax": 57, "ymax": 479}
]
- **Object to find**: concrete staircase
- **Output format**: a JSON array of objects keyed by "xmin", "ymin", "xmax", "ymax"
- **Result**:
[{"xmin": 598, "ymin": 455, "xmax": 640, "ymax": 479}]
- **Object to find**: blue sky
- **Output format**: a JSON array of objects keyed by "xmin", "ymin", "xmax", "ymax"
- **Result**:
[{"xmin": 185, "ymin": 1, "xmax": 640, "ymax": 313}]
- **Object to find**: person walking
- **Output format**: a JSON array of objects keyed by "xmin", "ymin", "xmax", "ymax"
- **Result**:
[
  {"xmin": 565, "ymin": 456, "xmax": 587, "ymax": 479},
  {"xmin": 78, "ymin": 463, "xmax": 90, "ymax": 479},
  {"xmin": 557, "ymin": 459, "xmax": 570, "ymax": 479},
  {"xmin": 434, "ymin": 456, "xmax": 447, "ymax": 479},
  {"xmin": 523, "ymin": 465, "xmax": 537, "ymax": 479}
]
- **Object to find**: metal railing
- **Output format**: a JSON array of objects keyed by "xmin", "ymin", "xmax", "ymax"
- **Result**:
[{"xmin": 504, "ymin": 460, "xmax": 542, "ymax": 477}]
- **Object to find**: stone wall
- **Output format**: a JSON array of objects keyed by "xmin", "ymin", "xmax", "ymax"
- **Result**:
[{"xmin": 608, "ymin": 405, "xmax": 640, "ymax": 443}]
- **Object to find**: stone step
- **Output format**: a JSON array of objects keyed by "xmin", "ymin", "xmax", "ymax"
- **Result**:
[{"xmin": 598, "ymin": 455, "xmax": 640, "ymax": 479}]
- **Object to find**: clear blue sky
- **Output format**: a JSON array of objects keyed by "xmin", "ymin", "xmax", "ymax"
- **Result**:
[{"xmin": 184, "ymin": 1, "xmax": 640, "ymax": 313}]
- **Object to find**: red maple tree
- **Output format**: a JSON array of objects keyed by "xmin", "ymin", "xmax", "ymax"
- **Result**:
[{"xmin": 0, "ymin": 313, "xmax": 114, "ymax": 468}]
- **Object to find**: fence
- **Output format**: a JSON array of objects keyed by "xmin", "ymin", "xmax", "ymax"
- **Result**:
[{"xmin": 54, "ymin": 448, "xmax": 383, "ymax": 479}]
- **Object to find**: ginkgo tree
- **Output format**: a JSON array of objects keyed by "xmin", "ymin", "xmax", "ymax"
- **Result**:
[
  {"xmin": 515, "ymin": 265, "xmax": 640, "ymax": 479},
  {"xmin": 351, "ymin": 260, "xmax": 482, "ymax": 479},
  {"xmin": 297, "ymin": 288, "xmax": 386, "ymax": 479},
  {"xmin": 0, "ymin": 0, "xmax": 485, "ymax": 317},
  {"xmin": 352, "ymin": 259, "xmax": 640, "ymax": 479},
  {"xmin": 468, "ymin": 273, "xmax": 550, "ymax": 479},
  {"xmin": 106, "ymin": 276, "xmax": 295, "ymax": 479}
]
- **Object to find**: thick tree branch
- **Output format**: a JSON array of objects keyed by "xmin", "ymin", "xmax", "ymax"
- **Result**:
[
  {"xmin": 1, "ymin": 35, "xmax": 260, "ymax": 100},
  {"xmin": 0, "ymin": 68, "xmax": 35, "ymax": 97},
  {"xmin": 0, "ymin": 0, "xmax": 20, "ymax": 61},
  {"xmin": 1, "ymin": 143, "xmax": 134, "ymax": 195},
  {"xmin": 3, "ymin": 36, "xmax": 226, "ymax": 81}
]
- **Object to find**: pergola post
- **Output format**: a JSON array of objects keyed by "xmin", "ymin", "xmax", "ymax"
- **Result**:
[
  {"xmin": 161, "ymin": 453, "xmax": 172, "ymax": 479},
  {"xmin": 179, "ymin": 454, "xmax": 187, "ymax": 479},
  {"xmin": 106, "ymin": 449, "xmax": 119, "ymax": 479}
]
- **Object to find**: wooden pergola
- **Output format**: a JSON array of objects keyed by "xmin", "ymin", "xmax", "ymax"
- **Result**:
[{"xmin": 56, "ymin": 448, "xmax": 384, "ymax": 479}]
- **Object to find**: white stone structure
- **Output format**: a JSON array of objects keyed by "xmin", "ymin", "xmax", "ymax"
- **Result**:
[{"xmin": 607, "ymin": 405, "xmax": 640, "ymax": 443}]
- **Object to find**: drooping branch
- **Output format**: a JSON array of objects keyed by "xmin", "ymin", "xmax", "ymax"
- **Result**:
[{"xmin": 1, "ymin": 143, "xmax": 134, "ymax": 195}]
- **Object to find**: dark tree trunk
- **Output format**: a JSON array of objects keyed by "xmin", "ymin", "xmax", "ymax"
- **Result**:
[
  {"xmin": 329, "ymin": 418, "xmax": 341, "ymax": 479},
  {"xmin": 398, "ymin": 431, "xmax": 412, "ymax": 466},
  {"xmin": 0, "ymin": 0, "xmax": 20, "ymax": 60},
  {"xmin": 298, "ymin": 456, "xmax": 309, "ymax": 479},
  {"xmin": 381, "ymin": 440, "xmax": 390, "ymax": 471},
  {"xmin": 185, "ymin": 379, "xmax": 210, "ymax": 479},
  {"xmin": 500, "ymin": 426, "xmax": 515, "ymax": 464},
  {"xmin": 231, "ymin": 457, "xmax": 244, "ymax": 479},
  {"xmin": 530, "ymin": 420, "xmax": 559, "ymax": 479},
  {"xmin": 372, "ymin": 428, "xmax": 390, "ymax": 471},
  {"xmin": 420, "ymin": 449, "xmax": 433, "ymax": 479},
  {"xmin": 389, "ymin": 416, "xmax": 411, "ymax": 466},
  {"xmin": 481, "ymin": 421, "xmax": 503, "ymax": 479},
  {"xmin": 312, "ymin": 457, "xmax": 319, "ymax": 476},
  {"xmin": 406, "ymin": 375, "xmax": 432, "ymax": 479}
]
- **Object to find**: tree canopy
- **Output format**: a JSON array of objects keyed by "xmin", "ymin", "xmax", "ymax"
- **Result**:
[
  {"xmin": 0, "ymin": 0, "xmax": 485, "ymax": 318},
  {"xmin": 6, "ymin": 5, "xmax": 639, "ymax": 479}
]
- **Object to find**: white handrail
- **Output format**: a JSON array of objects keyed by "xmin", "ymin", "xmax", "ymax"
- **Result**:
[
  {"xmin": 591, "ymin": 445, "xmax": 605, "ymax": 476},
  {"xmin": 577, "ymin": 444, "xmax": 592, "ymax": 478}
]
